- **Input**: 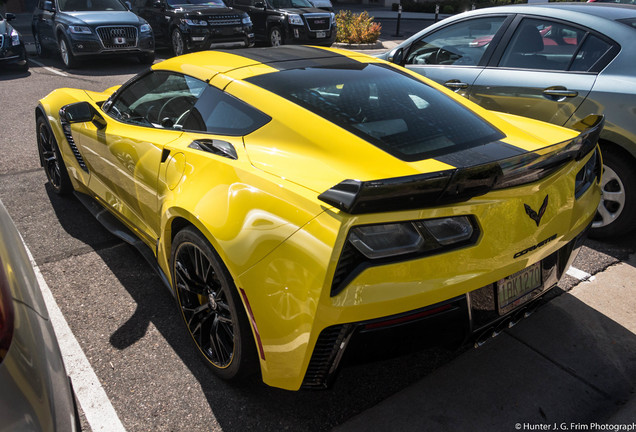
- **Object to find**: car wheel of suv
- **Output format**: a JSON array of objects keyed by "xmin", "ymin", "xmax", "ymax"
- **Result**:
[
  {"xmin": 171, "ymin": 227, "xmax": 259, "ymax": 381},
  {"xmin": 58, "ymin": 37, "xmax": 77, "ymax": 69},
  {"xmin": 268, "ymin": 26, "xmax": 283, "ymax": 47},
  {"xmin": 171, "ymin": 28, "xmax": 187, "ymax": 57},
  {"xmin": 36, "ymin": 115, "xmax": 73, "ymax": 195},
  {"xmin": 590, "ymin": 148, "xmax": 636, "ymax": 238}
]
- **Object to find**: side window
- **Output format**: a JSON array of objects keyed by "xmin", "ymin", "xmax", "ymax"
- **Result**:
[
  {"xmin": 405, "ymin": 17, "xmax": 507, "ymax": 66},
  {"xmin": 498, "ymin": 18, "xmax": 589, "ymax": 71},
  {"xmin": 181, "ymin": 85, "xmax": 271, "ymax": 136},
  {"xmin": 107, "ymin": 71, "xmax": 206, "ymax": 129},
  {"xmin": 570, "ymin": 34, "xmax": 612, "ymax": 72}
]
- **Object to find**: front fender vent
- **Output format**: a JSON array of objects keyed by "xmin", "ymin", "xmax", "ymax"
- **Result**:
[{"xmin": 60, "ymin": 119, "xmax": 89, "ymax": 173}]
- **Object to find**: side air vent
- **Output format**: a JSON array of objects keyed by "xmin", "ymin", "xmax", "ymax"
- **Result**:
[
  {"xmin": 301, "ymin": 324, "xmax": 355, "ymax": 389},
  {"xmin": 189, "ymin": 139, "xmax": 238, "ymax": 160},
  {"xmin": 59, "ymin": 119, "xmax": 89, "ymax": 173}
]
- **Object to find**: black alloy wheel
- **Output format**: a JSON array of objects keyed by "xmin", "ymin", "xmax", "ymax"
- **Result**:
[
  {"xmin": 171, "ymin": 227, "xmax": 257, "ymax": 380},
  {"xmin": 36, "ymin": 116, "xmax": 73, "ymax": 195}
]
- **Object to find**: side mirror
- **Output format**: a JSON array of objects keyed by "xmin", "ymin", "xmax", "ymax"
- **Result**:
[
  {"xmin": 387, "ymin": 47, "xmax": 404, "ymax": 65},
  {"xmin": 5, "ymin": 12, "xmax": 16, "ymax": 21},
  {"xmin": 60, "ymin": 102, "xmax": 107, "ymax": 130},
  {"xmin": 151, "ymin": 0, "xmax": 162, "ymax": 8},
  {"xmin": 43, "ymin": 0, "xmax": 55, "ymax": 11},
  {"xmin": 254, "ymin": 1, "xmax": 265, "ymax": 8},
  {"xmin": 125, "ymin": 0, "xmax": 132, "ymax": 9}
]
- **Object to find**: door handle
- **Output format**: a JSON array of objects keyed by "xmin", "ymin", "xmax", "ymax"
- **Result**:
[
  {"xmin": 542, "ymin": 87, "xmax": 578, "ymax": 99},
  {"xmin": 444, "ymin": 80, "xmax": 469, "ymax": 90}
]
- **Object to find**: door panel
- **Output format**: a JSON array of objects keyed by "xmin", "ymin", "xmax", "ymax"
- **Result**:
[{"xmin": 78, "ymin": 120, "xmax": 183, "ymax": 243}]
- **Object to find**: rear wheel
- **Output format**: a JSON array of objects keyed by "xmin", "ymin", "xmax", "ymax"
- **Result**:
[
  {"xmin": 36, "ymin": 115, "xmax": 73, "ymax": 195},
  {"xmin": 34, "ymin": 32, "xmax": 47, "ymax": 56},
  {"xmin": 590, "ymin": 148, "xmax": 636, "ymax": 238},
  {"xmin": 171, "ymin": 227, "xmax": 258, "ymax": 381}
]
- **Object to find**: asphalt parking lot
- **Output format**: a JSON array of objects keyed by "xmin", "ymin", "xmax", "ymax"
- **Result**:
[{"xmin": 1, "ymin": 8, "xmax": 636, "ymax": 432}]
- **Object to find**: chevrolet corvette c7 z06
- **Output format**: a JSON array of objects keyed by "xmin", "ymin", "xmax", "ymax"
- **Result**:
[{"xmin": 35, "ymin": 46, "xmax": 603, "ymax": 391}]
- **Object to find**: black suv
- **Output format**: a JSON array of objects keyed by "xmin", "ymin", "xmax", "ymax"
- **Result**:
[
  {"xmin": 227, "ymin": 0, "xmax": 335, "ymax": 46},
  {"xmin": 132, "ymin": 0, "xmax": 254, "ymax": 56},
  {"xmin": 32, "ymin": 0, "xmax": 155, "ymax": 68}
]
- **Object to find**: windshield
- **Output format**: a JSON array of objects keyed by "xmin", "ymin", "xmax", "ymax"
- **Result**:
[
  {"xmin": 58, "ymin": 0, "xmax": 127, "ymax": 11},
  {"xmin": 271, "ymin": 0, "xmax": 312, "ymax": 8},
  {"xmin": 167, "ymin": 0, "xmax": 226, "ymax": 7},
  {"xmin": 246, "ymin": 63, "xmax": 504, "ymax": 162}
]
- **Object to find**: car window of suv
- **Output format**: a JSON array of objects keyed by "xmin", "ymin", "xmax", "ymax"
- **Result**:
[
  {"xmin": 405, "ymin": 17, "xmax": 507, "ymax": 67},
  {"xmin": 108, "ymin": 71, "xmax": 207, "ymax": 129},
  {"xmin": 498, "ymin": 18, "xmax": 609, "ymax": 72}
]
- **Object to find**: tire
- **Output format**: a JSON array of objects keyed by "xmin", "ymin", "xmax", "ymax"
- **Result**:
[
  {"xmin": 268, "ymin": 26, "xmax": 283, "ymax": 47},
  {"xmin": 34, "ymin": 32, "xmax": 47, "ymax": 56},
  {"xmin": 171, "ymin": 227, "xmax": 258, "ymax": 381},
  {"xmin": 58, "ymin": 36, "xmax": 78, "ymax": 69},
  {"xmin": 590, "ymin": 147, "xmax": 636, "ymax": 238},
  {"xmin": 138, "ymin": 52, "xmax": 155, "ymax": 65},
  {"xmin": 171, "ymin": 28, "xmax": 187, "ymax": 57},
  {"xmin": 36, "ymin": 115, "xmax": 73, "ymax": 195}
]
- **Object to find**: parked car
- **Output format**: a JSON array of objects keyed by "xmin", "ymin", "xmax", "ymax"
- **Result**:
[
  {"xmin": 0, "ymin": 12, "xmax": 28, "ymax": 71},
  {"xmin": 379, "ymin": 3, "xmax": 636, "ymax": 238},
  {"xmin": 35, "ymin": 46, "xmax": 602, "ymax": 390},
  {"xmin": 32, "ymin": 0, "xmax": 155, "ymax": 68},
  {"xmin": 0, "ymin": 198, "xmax": 80, "ymax": 431},
  {"xmin": 226, "ymin": 0, "xmax": 335, "ymax": 46},
  {"xmin": 131, "ymin": 0, "xmax": 254, "ymax": 56}
]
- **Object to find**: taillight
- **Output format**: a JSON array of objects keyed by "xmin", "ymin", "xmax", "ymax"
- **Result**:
[{"xmin": 0, "ymin": 261, "xmax": 15, "ymax": 363}]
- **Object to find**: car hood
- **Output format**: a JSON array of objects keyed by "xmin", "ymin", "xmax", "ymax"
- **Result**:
[
  {"xmin": 170, "ymin": 5, "xmax": 241, "ymax": 16},
  {"xmin": 63, "ymin": 10, "xmax": 142, "ymax": 25},
  {"xmin": 281, "ymin": 7, "xmax": 330, "ymax": 13}
]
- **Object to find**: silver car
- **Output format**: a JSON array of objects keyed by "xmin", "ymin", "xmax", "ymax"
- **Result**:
[
  {"xmin": 380, "ymin": 3, "xmax": 636, "ymax": 237},
  {"xmin": 0, "ymin": 199, "xmax": 79, "ymax": 431}
]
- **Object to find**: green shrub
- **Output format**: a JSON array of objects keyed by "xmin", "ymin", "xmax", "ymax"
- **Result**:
[{"xmin": 335, "ymin": 10, "xmax": 382, "ymax": 44}]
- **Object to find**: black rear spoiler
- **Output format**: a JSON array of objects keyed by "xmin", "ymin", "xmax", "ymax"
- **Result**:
[{"xmin": 318, "ymin": 115, "xmax": 604, "ymax": 214}]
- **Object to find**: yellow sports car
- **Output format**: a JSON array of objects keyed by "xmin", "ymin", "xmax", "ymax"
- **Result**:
[{"xmin": 36, "ymin": 46, "xmax": 603, "ymax": 391}]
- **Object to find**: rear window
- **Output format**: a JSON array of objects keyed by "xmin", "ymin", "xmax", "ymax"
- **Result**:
[{"xmin": 245, "ymin": 63, "xmax": 504, "ymax": 162}]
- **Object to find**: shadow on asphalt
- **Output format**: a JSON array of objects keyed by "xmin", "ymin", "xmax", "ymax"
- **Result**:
[{"xmin": 38, "ymin": 183, "xmax": 636, "ymax": 431}]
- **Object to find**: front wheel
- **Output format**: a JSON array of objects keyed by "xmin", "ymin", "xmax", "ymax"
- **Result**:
[
  {"xmin": 590, "ymin": 148, "xmax": 636, "ymax": 238},
  {"xmin": 268, "ymin": 26, "xmax": 283, "ymax": 47},
  {"xmin": 58, "ymin": 36, "xmax": 78, "ymax": 69},
  {"xmin": 171, "ymin": 227, "xmax": 258, "ymax": 381},
  {"xmin": 36, "ymin": 115, "xmax": 73, "ymax": 195},
  {"xmin": 171, "ymin": 28, "xmax": 187, "ymax": 57}
]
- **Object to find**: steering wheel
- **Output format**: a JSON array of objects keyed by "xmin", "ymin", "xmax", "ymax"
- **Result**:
[{"xmin": 157, "ymin": 95, "xmax": 197, "ymax": 126}]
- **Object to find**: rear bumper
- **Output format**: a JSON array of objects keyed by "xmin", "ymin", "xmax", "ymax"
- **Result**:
[{"xmin": 302, "ymin": 225, "xmax": 589, "ymax": 389}]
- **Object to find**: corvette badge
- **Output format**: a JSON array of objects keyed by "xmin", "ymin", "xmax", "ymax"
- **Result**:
[{"xmin": 524, "ymin": 195, "xmax": 548, "ymax": 227}]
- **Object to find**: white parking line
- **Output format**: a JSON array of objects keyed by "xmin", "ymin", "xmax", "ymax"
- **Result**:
[
  {"xmin": 28, "ymin": 58, "xmax": 68, "ymax": 77},
  {"xmin": 22, "ymin": 240, "xmax": 126, "ymax": 432},
  {"xmin": 567, "ymin": 266, "xmax": 594, "ymax": 281}
]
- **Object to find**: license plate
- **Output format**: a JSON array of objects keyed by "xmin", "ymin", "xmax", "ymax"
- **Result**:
[
  {"xmin": 316, "ymin": 31, "xmax": 326, "ymax": 38},
  {"xmin": 497, "ymin": 262, "xmax": 542, "ymax": 315}
]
